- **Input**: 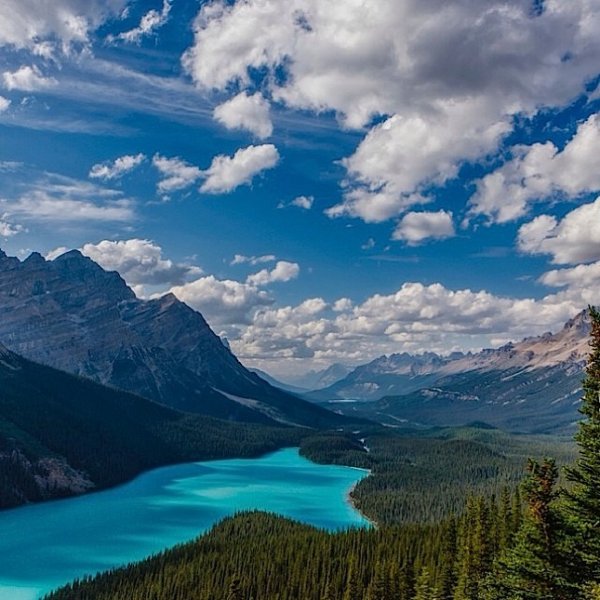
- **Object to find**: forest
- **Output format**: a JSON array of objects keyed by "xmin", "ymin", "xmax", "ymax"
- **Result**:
[{"xmin": 44, "ymin": 308, "xmax": 600, "ymax": 599}]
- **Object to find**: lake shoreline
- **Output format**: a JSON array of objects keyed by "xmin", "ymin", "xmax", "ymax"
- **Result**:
[{"xmin": 0, "ymin": 447, "xmax": 368, "ymax": 600}]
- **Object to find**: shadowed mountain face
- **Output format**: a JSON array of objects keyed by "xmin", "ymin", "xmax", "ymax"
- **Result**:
[
  {"xmin": 311, "ymin": 311, "xmax": 591, "ymax": 433},
  {"xmin": 0, "ymin": 341, "xmax": 303, "ymax": 509},
  {"xmin": 0, "ymin": 249, "xmax": 344, "ymax": 428}
]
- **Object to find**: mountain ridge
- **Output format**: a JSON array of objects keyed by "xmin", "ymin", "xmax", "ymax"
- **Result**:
[
  {"xmin": 309, "ymin": 310, "xmax": 590, "ymax": 433},
  {"xmin": 0, "ymin": 248, "xmax": 346, "ymax": 429}
]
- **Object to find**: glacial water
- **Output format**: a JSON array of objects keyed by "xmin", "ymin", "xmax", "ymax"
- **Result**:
[{"xmin": 0, "ymin": 448, "xmax": 369, "ymax": 599}]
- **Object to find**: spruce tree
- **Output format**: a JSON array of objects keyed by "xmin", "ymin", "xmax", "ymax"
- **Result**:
[
  {"xmin": 227, "ymin": 574, "xmax": 243, "ymax": 600},
  {"xmin": 484, "ymin": 459, "xmax": 575, "ymax": 600},
  {"xmin": 343, "ymin": 559, "xmax": 361, "ymax": 600},
  {"xmin": 565, "ymin": 306, "xmax": 600, "ymax": 583}
]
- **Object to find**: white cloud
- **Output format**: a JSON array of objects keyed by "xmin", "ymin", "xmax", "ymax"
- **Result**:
[
  {"xmin": 0, "ymin": 0, "xmax": 126, "ymax": 52},
  {"xmin": 45, "ymin": 246, "xmax": 69, "ymax": 260},
  {"xmin": 169, "ymin": 275, "xmax": 273, "ymax": 326},
  {"xmin": 213, "ymin": 92, "xmax": 273, "ymax": 139},
  {"xmin": 183, "ymin": 0, "xmax": 600, "ymax": 223},
  {"xmin": 89, "ymin": 153, "xmax": 146, "ymax": 181},
  {"xmin": 331, "ymin": 105, "xmax": 510, "ymax": 221},
  {"xmin": 540, "ymin": 261, "xmax": 600, "ymax": 289},
  {"xmin": 2, "ymin": 65, "xmax": 57, "ymax": 91},
  {"xmin": 200, "ymin": 144, "xmax": 279, "ymax": 194},
  {"xmin": 291, "ymin": 195, "xmax": 314, "ymax": 210},
  {"xmin": 518, "ymin": 197, "xmax": 600, "ymax": 265},
  {"xmin": 326, "ymin": 188, "xmax": 430, "ymax": 223},
  {"xmin": 392, "ymin": 210, "xmax": 455, "ymax": 245},
  {"xmin": 152, "ymin": 154, "xmax": 202, "ymax": 193},
  {"xmin": 0, "ymin": 174, "xmax": 135, "ymax": 223},
  {"xmin": 246, "ymin": 261, "xmax": 300, "ymax": 286},
  {"xmin": 0, "ymin": 96, "xmax": 10, "ymax": 112},
  {"xmin": 0, "ymin": 218, "xmax": 23, "ymax": 237},
  {"xmin": 231, "ymin": 254, "xmax": 276, "ymax": 266},
  {"xmin": 470, "ymin": 113, "xmax": 600, "ymax": 223},
  {"xmin": 111, "ymin": 0, "xmax": 172, "ymax": 44},
  {"xmin": 2, "ymin": 192, "xmax": 134, "ymax": 222},
  {"xmin": 79, "ymin": 239, "xmax": 202, "ymax": 288}
]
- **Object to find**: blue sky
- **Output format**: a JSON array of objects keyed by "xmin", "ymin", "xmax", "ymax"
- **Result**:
[{"xmin": 0, "ymin": 0, "xmax": 599, "ymax": 377}]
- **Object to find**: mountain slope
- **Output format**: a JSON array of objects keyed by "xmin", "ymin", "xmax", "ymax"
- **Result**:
[
  {"xmin": 0, "ymin": 248, "xmax": 345, "ymax": 428},
  {"xmin": 0, "ymin": 342, "xmax": 302, "ymax": 509},
  {"xmin": 314, "ymin": 311, "xmax": 590, "ymax": 433}
]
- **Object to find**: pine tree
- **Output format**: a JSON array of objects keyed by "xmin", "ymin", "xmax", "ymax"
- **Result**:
[
  {"xmin": 227, "ymin": 574, "xmax": 243, "ymax": 600},
  {"xmin": 484, "ymin": 459, "xmax": 575, "ymax": 600},
  {"xmin": 368, "ymin": 561, "xmax": 391, "ymax": 600},
  {"xmin": 454, "ymin": 496, "xmax": 493, "ymax": 600},
  {"xmin": 439, "ymin": 516, "xmax": 458, "ymax": 599},
  {"xmin": 343, "ymin": 559, "xmax": 361, "ymax": 600},
  {"xmin": 414, "ymin": 567, "xmax": 439, "ymax": 600},
  {"xmin": 565, "ymin": 306, "xmax": 600, "ymax": 583}
]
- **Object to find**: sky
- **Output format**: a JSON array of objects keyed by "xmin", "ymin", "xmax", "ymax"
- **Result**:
[{"xmin": 0, "ymin": 0, "xmax": 599, "ymax": 378}]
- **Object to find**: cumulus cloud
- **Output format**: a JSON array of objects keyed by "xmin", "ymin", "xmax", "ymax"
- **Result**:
[
  {"xmin": 0, "ymin": 96, "xmax": 10, "ymax": 112},
  {"xmin": 392, "ymin": 210, "xmax": 455, "ymax": 245},
  {"xmin": 183, "ymin": 0, "xmax": 600, "ymax": 223},
  {"xmin": 169, "ymin": 275, "xmax": 273, "ymax": 326},
  {"xmin": 540, "ymin": 261, "xmax": 600, "ymax": 289},
  {"xmin": 89, "ymin": 153, "xmax": 146, "ymax": 181},
  {"xmin": 231, "ymin": 254, "xmax": 276, "ymax": 266},
  {"xmin": 517, "ymin": 197, "xmax": 600, "ymax": 264},
  {"xmin": 213, "ymin": 92, "xmax": 273, "ymax": 139},
  {"xmin": 79, "ymin": 239, "xmax": 202, "ymax": 288},
  {"xmin": 2, "ymin": 65, "xmax": 57, "ymax": 91},
  {"xmin": 110, "ymin": 0, "xmax": 172, "ymax": 44},
  {"xmin": 200, "ymin": 144, "xmax": 279, "ymax": 194},
  {"xmin": 246, "ymin": 261, "xmax": 300, "ymax": 286},
  {"xmin": 0, "ymin": 0, "xmax": 126, "ymax": 52},
  {"xmin": 470, "ymin": 113, "xmax": 600, "ymax": 223},
  {"xmin": 291, "ymin": 195, "xmax": 314, "ymax": 210},
  {"xmin": 232, "ymin": 278, "xmax": 595, "ymax": 366},
  {"xmin": 152, "ymin": 154, "xmax": 203, "ymax": 193}
]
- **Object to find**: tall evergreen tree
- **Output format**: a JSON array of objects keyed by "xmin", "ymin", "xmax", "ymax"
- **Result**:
[
  {"xmin": 343, "ymin": 559, "xmax": 361, "ymax": 600},
  {"xmin": 227, "ymin": 574, "xmax": 244, "ymax": 600},
  {"xmin": 485, "ymin": 459, "xmax": 575, "ymax": 600},
  {"xmin": 414, "ymin": 567, "xmax": 440, "ymax": 600},
  {"xmin": 565, "ymin": 306, "xmax": 600, "ymax": 583}
]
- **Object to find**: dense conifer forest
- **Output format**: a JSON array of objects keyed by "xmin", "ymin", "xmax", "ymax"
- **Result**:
[{"xmin": 45, "ymin": 307, "xmax": 600, "ymax": 599}]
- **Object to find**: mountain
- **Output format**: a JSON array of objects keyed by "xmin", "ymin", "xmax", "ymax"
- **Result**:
[
  {"xmin": 308, "ymin": 352, "xmax": 462, "ymax": 401},
  {"xmin": 287, "ymin": 363, "xmax": 354, "ymax": 391},
  {"xmin": 249, "ymin": 368, "xmax": 310, "ymax": 394},
  {"xmin": 313, "ymin": 311, "xmax": 590, "ymax": 433},
  {"xmin": 0, "ymin": 248, "xmax": 345, "ymax": 429},
  {"xmin": 0, "ymin": 342, "xmax": 302, "ymax": 509}
]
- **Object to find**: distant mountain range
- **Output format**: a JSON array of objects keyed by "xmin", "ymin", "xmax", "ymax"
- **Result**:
[
  {"xmin": 251, "ymin": 363, "xmax": 353, "ymax": 394},
  {"xmin": 0, "ymin": 248, "xmax": 346, "ymax": 429},
  {"xmin": 310, "ymin": 311, "xmax": 590, "ymax": 433}
]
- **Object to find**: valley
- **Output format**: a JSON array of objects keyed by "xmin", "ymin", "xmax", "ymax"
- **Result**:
[{"xmin": 0, "ymin": 245, "xmax": 593, "ymax": 600}]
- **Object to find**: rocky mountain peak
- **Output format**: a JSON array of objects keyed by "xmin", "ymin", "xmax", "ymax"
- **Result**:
[
  {"xmin": 563, "ymin": 309, "xmax": 590, "ymax": 333},
  {"xmin": 0, "ymin": 248, "xmax": 20, "ymax": 271},
  {"xmin": 0, "ymin": 247, "xmax": 342, "ymax": 428}
]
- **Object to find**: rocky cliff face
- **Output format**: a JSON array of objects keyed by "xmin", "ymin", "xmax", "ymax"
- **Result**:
[{"xmin": 0, "ymin": 249, "xmax": 341, "ymax": 428}]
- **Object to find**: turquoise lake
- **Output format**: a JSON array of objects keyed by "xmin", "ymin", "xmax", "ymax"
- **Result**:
[{"xmin": 0, "ymin": 448, "xmax": 369, "ymax": 600}]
